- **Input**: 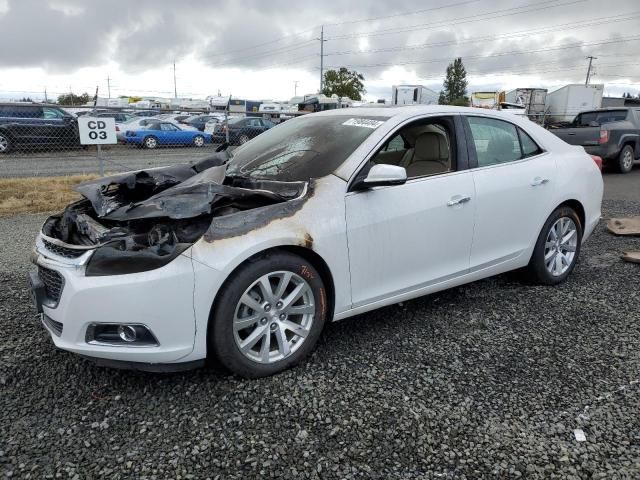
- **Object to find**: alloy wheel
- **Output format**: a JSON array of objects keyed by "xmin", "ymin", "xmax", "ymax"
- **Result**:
[
  {"xmin": 233, "ymin": 271, "xmax": 315, "ymax": 364},
  {"xmin": 194, "ymin": 135, "xmax": 204, "ymax": 147},
  {"xmin": 145, "ymin": 137, "xmax": 157, "ymax": 149},
  {"xmin": 0, "ymin": 134, "xmax": 8, "ymax": 153},
  {"xmin": 544, "ymin": 217, "xmax": 578, "ymax": 276},
  {"xmin": 623, "ymin": 149, "xmax": 633, "ymax": 170},
  {"xmin": 239, "ymin": 135, "xmax": 249, "ymax": 145}
]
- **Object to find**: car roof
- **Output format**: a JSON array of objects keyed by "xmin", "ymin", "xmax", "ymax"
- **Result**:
[{"xmin": 311, "ymin": 105, "xmax": 529, "ymax": 121}]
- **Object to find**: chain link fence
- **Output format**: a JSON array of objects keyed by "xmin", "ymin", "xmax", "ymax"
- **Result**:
[{"xmin": 0, "ymin": 103, "xmax": 286, "ymax": 178}]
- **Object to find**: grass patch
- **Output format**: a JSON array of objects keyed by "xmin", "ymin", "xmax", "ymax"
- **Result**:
[{"xmin": 0, "ymin": 175, "xmax": 98, "ymax": 216}]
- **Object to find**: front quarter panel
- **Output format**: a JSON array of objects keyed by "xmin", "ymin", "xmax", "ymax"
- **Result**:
[{"xmin": 188, "ymin": 174, "xmax": 350, "ymax": 356}]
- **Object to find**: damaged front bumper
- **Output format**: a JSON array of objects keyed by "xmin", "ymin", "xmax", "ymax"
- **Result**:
[{"xmin": 31, "ymin": 233, "xmax": 205, "ymax": 366}]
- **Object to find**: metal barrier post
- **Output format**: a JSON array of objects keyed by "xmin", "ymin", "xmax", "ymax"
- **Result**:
[
  {"xmin": 224, "ymin": 110, "xmax": 230, "ymax": 144},
  {"xmin": 97, "ymin": 144, "xmax": 104, "ymax": 177}
]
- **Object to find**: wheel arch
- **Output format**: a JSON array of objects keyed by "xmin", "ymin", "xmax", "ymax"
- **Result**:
[
  {"xmin": 206, "ymin": 245, "xmax": 336, "ymax": 351},
  {"xmin": 557, "ymin": 198, "xmax": 585, "ymax": 230}
]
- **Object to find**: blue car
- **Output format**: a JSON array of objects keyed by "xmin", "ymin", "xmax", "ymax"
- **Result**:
[{"xmin": 124, "ymin": 121, "xmax": 212, "ymax": 149}]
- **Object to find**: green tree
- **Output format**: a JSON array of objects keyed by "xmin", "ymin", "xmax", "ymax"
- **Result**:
[
  {"xmin": 321, "ymin": 67, "xmax": 366, "ymax": 101},
  {"xmin": 440, "ymin": 57, "xmax": 468, "ymax": 105},
  {"xmin": 57, "ymin": 92, "xmax": 90, "ymax": 106}
]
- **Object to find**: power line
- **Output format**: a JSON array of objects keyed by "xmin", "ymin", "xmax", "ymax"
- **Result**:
[
  {"xmin": 325, "ymin": 12, "xmax": 640, "ymax": 57},
  {"xmin": 323, "ymin": 0, "xmax": 482, "ymax": 27},
  {"xmin": 201, "ymin": 27, "xmax": 318, "ymax": 59},
  {"xmin": 205, "ymin": 40, "xmax": 316, "ymax": 67},
  {"xmin": 325, "ymin": 35, "xmax": 640, "ymax": 69},
  {"xmin": 325, "ymin": 0, "xmax": 583, "ymax": 40}
]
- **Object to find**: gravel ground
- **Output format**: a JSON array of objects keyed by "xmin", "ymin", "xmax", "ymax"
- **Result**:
[{"xmin": 1, "ymin": 195, "xmax": 639, "ymax": 477}]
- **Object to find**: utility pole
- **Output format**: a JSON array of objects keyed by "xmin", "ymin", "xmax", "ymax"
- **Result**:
[
  {"xmin": 69, "ymin": 86, "xmax": 73, "ymax": 106},
  {"xmin": 294, "ymin": 80, "xmax": 299, "ymax": 96},
  {"xmin": 106, "ymin": 75, "xmax": 111, "ymax": 98},
  {"xmin": 585, "ymin": 56, "xmax": 597, "ymax": 85},
  {"xmin": 173, "ymin": 61, "xmax": 178, "ymax": 98},
  {"xmin": 44, "ymin": 87, "xmax": 48, "ymax": 103},
  {"xmin": 316, "ymin": 26, "xmax": 327, "ymax": 92}
]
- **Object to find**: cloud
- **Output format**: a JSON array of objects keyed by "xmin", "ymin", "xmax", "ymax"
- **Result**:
[{"xmin": 0, "ymin": 0, "xmax": 638, "ymax": 98}]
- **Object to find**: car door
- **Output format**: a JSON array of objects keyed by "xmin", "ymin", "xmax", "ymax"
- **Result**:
[
  {"xmin": 463, "ymin": 115, "xmax": 557, "ymax": 271},
  {"xmin": 159, "ymin": 122, "xmax": 181, "ymax": 145},
  {"xmin": 42, "ymin": 107, "xmax": 75, "ymax": 146},
  {"xmin": 344, "ymin": 115, "xmax": 476, "ymax": 307}
]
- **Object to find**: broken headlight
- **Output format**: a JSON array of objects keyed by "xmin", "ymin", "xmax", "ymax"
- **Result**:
[{"xmin": 84, "ymin": 220, "xmax": 208, "ymax": 276}]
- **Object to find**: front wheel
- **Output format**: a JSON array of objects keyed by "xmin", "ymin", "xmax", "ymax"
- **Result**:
[
  {"xmin": 210, "ymin": 252, "xmax": 327, "ymax": 378},
  {"xmin": 143, "ymin": 136, "xmax": 158, "ymax": 149},
  {"xmin": 193, "ymin": 135, "xmax": 205, "ymax": 147},
  {"xmin": 617, "ymin": 145, "xmax": 634, "ymax": 173},
  {"xmin": 0, "ymin": 132, "xmax": 12, "ymax": 153},
  {"xmin": 238, "ymin": 134, "xmax": 250, "ymax": 145},
  {"xmin": 526, "ymin": 206, "xmax": 582, "ymax": 285}
]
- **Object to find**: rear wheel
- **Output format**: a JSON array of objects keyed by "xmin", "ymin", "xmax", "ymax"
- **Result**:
[
  {"xmin": 193, "ymin": 135, "xmax": 205, "ymax": 147},
  {"xmin": 210, "ymin": 252, "xmax": 327, "ymax": 378},
  {"xmin": 617, "ymin": 145, "xmax": 634, "ymax": 173},
  {"xmin": 238, "ymin": 134, "xmax": 250, "ymax": 145},
  {"xmin": 526, "ymin": 206, "xmax": 582, "ymax": 285},
  {"xmin": 0, "ymin": 132, "xmax": 12, "ymax": 153},
  {"xmin": 143, "ymin": 136, "xmax": 158, "ymax": 149}
]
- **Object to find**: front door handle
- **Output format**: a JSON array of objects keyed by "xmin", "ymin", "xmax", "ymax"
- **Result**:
[
  {"xmin": 447, "ymin": 195, "xmax": 472, "ymax": 206},
  {"xmin": 531, "ymin": 177, "xmax": 550, "ymax": 187}
]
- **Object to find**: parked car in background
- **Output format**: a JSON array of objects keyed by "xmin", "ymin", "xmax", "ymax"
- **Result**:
[
  {"xmin": 183, "ymin": 114, "xmax": 225, "ymax": 131},
  {"xmin": 130, "ymin": 110, "xmax": 160, "ymax": 117},
  {"xmin": 32, "ymin": 106, "xmax": 602, "ymax": 377},
  {"xmin": 211, "ymin": 116, "xmax": 275, "ymax": 144},
  {"xmin": 549, "ymin": 108, "xmax": 640, "ymax": 173},
  {"xmin": 116, "ymin": 117, "xmax": 197, "ymax": 142},
  {"xmin": 123, "ymin": 121, "xmax": 211, "ymax": 149},
  {"xmin": 0, "ymin": 103, "xmax": 79, "ymax": 153},
  {"xmin": 94, "ymin": 111, "xmax": 134, "ymax": 123}
]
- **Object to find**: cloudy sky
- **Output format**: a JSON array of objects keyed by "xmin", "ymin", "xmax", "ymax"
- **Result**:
[{"xmin": 0, "ymin": 0, "xmax": 638, "ymax": 102}]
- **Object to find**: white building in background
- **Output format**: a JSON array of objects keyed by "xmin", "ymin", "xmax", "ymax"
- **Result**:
[{"xmin": 391, "ymin": 85, "xmax": 439, "ymax": 106}]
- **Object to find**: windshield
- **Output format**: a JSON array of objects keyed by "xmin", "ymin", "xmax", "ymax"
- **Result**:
[
  {"xmin": 226, "ymin": 114, "xmax": 388, "ymax": 181},
  {"xmin": 574, "ymin": 110, "xmax": 628, "ymax": 126}
]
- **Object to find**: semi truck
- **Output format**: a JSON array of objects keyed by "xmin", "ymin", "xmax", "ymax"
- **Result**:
[
  {"xmin": 391, "ymin": 85, "xmax": 438, "ymax": 105},
  {"xmin": 544, "ymin": 84, "xmax": 604, "ymax": 124}
]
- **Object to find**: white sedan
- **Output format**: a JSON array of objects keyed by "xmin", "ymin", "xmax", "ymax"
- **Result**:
[{"xmin": 31, "ymin": 106, "xmax": 603, "ymax": 377}]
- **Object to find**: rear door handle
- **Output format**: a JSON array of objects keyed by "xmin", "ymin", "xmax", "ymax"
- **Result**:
[
  {"xmin": 531, "ymin": 177, "xmax": 550, "ymax": 187},
  {"xmin": 447, "ymin": 195, "xmax": 471, "ymax": 206}
]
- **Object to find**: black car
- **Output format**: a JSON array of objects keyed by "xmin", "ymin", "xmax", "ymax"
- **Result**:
[
  {"xmin": 211, "ymin": 116, "xmax": 275, "ymax": 145},
  {"xmin": 183, "ymin": 114, "xmax": 222, "ymax": 131},
  {"xmin": 0, "ymin": 103, "xmax": 79, "ymax": 153},
  {"xmin": 94, "ymin": 111, "xmax": 134, "ymax": 123}
]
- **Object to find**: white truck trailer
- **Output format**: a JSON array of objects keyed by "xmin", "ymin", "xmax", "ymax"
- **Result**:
[
  {"xmin": 392, "ymin": 85, "xmax": 439, "ymax": 105},
  {"xmin": 544, "ymin": 84, "xmax": 604, "ymax": 123}
]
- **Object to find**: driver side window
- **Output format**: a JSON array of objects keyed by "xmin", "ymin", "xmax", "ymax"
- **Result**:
[{"xmin": 371, "ymin": 116, "xmax": 456, "ymax": 179}]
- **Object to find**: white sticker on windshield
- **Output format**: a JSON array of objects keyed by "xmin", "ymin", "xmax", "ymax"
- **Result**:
[{"xmin": 342, "ymin": 118, "xmax": 384, "ymax": 129}]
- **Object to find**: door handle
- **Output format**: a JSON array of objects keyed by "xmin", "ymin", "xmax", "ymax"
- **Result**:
[
  {"xmin": 531, "ymin": 177, "xmax": 550, "ymax": 187},
  {"xmin": 447, "ymin": 195, "xmax": 471, "ymax": 206},
  {"xmin": 567, "ymin": 133, "xmax": 576, "ymax": 136}
]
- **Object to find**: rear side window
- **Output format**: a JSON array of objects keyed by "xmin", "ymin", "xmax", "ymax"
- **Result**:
[
  {"xmin": 518, "ymin": 128, "xmax": 542, "ymax": 158},
  {"xmin": 42, "ymin": 107, "xmax": 64, "ymax": 119},
  {"xmin": 466, "ymin": 116, "xmax": 542, "ymax": 167},
  {"xmin": 574, "ymin": 110, "xmax": 628, "ymax": 126}
]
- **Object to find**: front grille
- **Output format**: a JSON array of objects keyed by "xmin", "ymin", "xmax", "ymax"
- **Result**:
[
  {"xmin": 43, "ymin": 314, "xmax": 63, "ymax": 336},
  {"xmin": 42, "ymin": 238, "xmax": 85, "ymax": 259},
  {"xmin": 38, "ymin": 266, "xmax": 64, "ymax": 304}
]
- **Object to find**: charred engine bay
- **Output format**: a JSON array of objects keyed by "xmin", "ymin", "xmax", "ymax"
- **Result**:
[{"xmin": 41, "ymin": 154, "xmax": 308, "ymax": 274}]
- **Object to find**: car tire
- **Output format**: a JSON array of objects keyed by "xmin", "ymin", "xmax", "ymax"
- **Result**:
[
  {"xmin": 0, "ymin": 131, "xmax": 12, "ymax": 153},
  {"xmin": 210, "ymin": 251, "xmax": 328, "ymax": 378},
  {"xmin": 617, "ymin": 145, "xmax": 634, "ymax": 173},
  {"xmin": 526, "ymin": 206, "xmax": 582, "ymax": 285},
  {"xmin": 238, "ymin": 134, "xmax": 250, "ymax": 145},
  {"xmin": 143, "ymin": 136, "xmax": 158, "ymax": 149},
  {"xmin": 193, "ymin": 135, "xmax": 205, "ymax": 148}
]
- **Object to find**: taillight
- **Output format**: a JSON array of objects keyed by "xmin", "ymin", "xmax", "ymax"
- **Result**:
[
  {"xmin": 599, "ymin": 130, "xmax": 609, "ymax": 144},
  {"xmin": 590, "ymin": 155, "xmax": 603, "ymax": 171},
  {"xmin": 115, "ymin": 125, "xmax": 120, "ymax": 131},
  {"xmin": 222, "ymin": 125, "xmax": 228, "ymax": 133}
]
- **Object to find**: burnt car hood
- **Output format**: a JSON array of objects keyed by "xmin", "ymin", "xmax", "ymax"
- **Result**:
[{"xmin": 73, "ymin": 155, "xmax": 307, "ymax": 222}]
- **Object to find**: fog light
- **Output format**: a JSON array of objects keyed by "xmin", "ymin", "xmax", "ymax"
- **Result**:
[
  {"xmin": 86, "ymin": 323, "xmax": 159, "ymax": 346},
  {"xmin": 118, "ymin": 325, "xmax": 137, "ymax": 342}
]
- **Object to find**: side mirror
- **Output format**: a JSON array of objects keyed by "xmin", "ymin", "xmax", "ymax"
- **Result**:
[{"xmin": 354, "ymin": 164, "xmax": 407, "ymax": 190}]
